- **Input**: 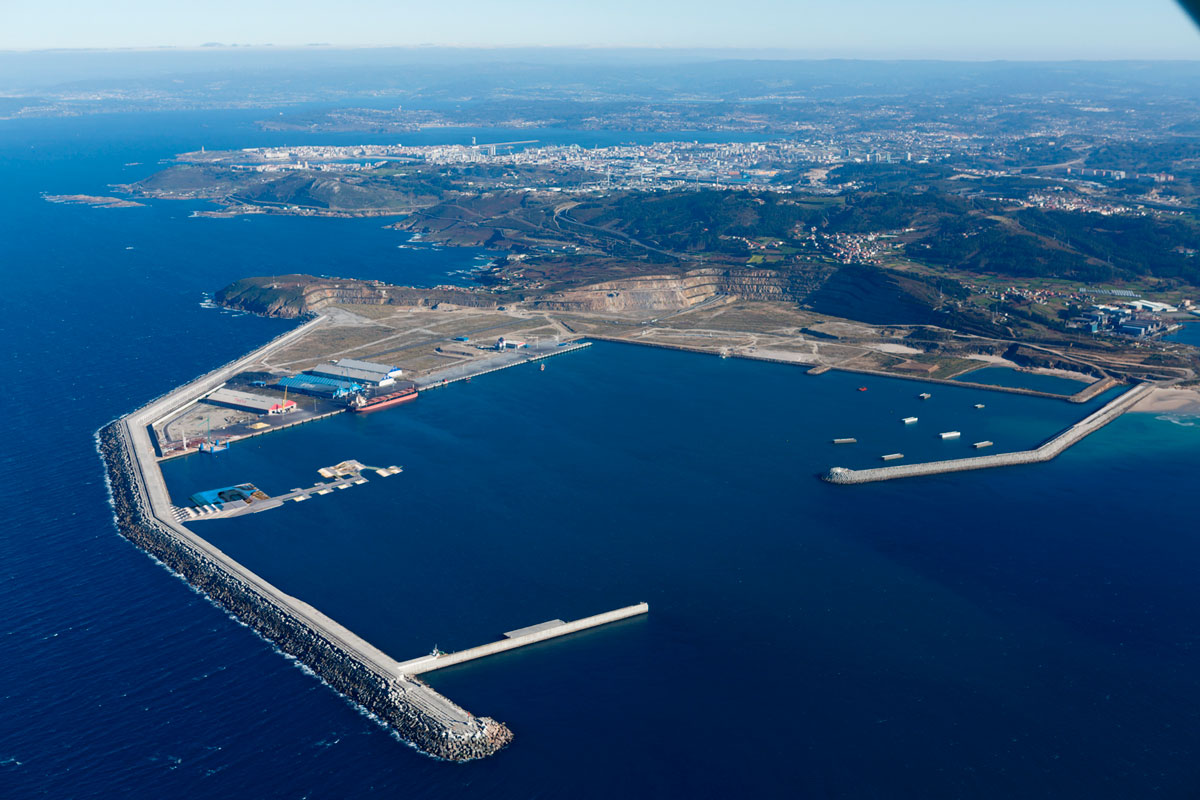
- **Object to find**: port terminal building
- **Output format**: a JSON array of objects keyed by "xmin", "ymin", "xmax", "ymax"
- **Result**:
[
  {"xmin": 207, "ymin": 388, "xmax": 297, "ymax": 415},
  {"xmin": 275, "ymin": 374, "xmax": 363, "ymax": 399},
  {"xmin": 306, "ymin": 361, "xmax": 397, "ymax": 387},
  {"xmin": 332, "ymin": 358, "xmax": 402, "ymax": 379}
]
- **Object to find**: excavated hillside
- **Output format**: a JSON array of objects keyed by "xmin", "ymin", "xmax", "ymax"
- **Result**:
[
  {"xmin": 215, "ymin": 263, "xmax": 987, "ymax": 338},
  {"xmin": 216, "ymin": 275, "xmax": 511, "ymax": 317},
  {"xmin": 528, "ymin": 267, "xmax": 833, "ymax": 313}
]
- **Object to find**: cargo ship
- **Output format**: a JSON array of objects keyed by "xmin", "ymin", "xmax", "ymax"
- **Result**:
[{"xmin": 349, "ymin": 387, "xmax": 418, "ymax": 413}]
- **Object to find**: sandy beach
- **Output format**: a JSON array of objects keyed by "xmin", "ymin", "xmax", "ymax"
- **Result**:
[{"xmin": 1130, "ymin": 387, "xmax": 1200, "ymax": 415}]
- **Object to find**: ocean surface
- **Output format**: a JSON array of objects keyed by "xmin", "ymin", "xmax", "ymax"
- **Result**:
[
  {"xmin": 3, "ymin": 111, "xmax": 1200, "ymax": 799},
  {"xmin": 1167, "ymin": 321, "xmax": 1200, "ymax": 347}
]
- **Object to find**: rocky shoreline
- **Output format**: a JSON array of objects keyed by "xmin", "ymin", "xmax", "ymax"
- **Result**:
[{"xmin": 97, "ymin": 420, "xmax": 512, "ymax": 761}]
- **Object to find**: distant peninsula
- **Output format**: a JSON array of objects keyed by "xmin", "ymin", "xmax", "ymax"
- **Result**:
[{"xmin": 43, "ymin": 193, "xmax": 144, "ymax": 209}]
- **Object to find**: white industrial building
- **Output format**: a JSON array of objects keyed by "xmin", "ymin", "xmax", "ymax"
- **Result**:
[
  {"xmin": 335, "ymin": 358, "xmax": 403, "ymax": 379},
  {"xmin": 306, "ymin": 363, "xmax": 396, "ymax": 387}
]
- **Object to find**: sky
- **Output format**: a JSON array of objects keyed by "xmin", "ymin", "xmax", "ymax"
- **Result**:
[{"xmin": 1, "ymin": 0, "xmax": 1198, "ymax": 59}]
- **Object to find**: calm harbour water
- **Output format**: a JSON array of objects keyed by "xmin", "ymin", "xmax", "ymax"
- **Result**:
[
  {"xmin": 953, "ymin": 365, "xmax": 1089, "ymax": 396},
  {"xmin": 3, "ymin": 111, "xmax": 1200, "ymax": 798}
]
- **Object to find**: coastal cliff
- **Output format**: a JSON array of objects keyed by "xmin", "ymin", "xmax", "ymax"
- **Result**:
[
  {"xmin": 215, "ymin": 267, "xmax": 832, "ymax": 318},
  {"xmin": 97, "ymin": 421, "xmax": 513, "ymax": 761},
  {"xmin": 216, "ymin": 275, "xmax": 508, "ymax": 318}
]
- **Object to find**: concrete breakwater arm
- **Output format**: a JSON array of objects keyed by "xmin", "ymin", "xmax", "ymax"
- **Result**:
[
  {"xmin": 823, "ymin": 383, "xmax": 1152, "ymax": 485},
  {"xmin": 99, "ymin": 418, "xmax": 512, "ymax": 760},
  {"xmin": 396, "ymin": 604, "xmax": 650, "ymax": 675}
]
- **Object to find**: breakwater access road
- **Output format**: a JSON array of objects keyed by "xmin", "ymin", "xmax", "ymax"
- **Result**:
[{"xmin": 823, "ymin": 382, "xmax": 1152, "ymax": 485}]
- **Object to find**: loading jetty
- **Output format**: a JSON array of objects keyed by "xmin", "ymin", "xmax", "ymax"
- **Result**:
[
  {"xmin": 96, "ymin": 315, "xmax": 607, "ymax": 761},
  {"xmin": 823, "ymin": 382, "xmax": 1151, "ymax": 485},
  {"xmin": 396, "ymin": 604, "xmax": 650, "ymax": 675}
]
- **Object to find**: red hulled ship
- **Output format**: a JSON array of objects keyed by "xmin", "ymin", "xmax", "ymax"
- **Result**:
[{"xmin": 349, "ymin": 387, "xmax": 418, "ymax": 413}]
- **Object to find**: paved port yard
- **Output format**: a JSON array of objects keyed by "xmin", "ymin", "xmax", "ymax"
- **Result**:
[
  {"xmin": 155, "ymin": 388, "xmax": 349, "ymax": 459},
  {"xmin": 155, "ymin": 336, "xmax": 590, "ymax": 459},
  {"xmin": 416, "ymin": 340, "xmax": 591, "ymax": 390}
]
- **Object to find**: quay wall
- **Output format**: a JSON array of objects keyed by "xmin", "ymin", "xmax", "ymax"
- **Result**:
[
  {"xmin": 400, "ymin": 603, "xmax": 650, "ymax": 675},
  {"xmin": 416, "ymin": 341, "xmax": 592, "ymax": 392},
  {"xmin": 823, "ymin": 383, "xmax": 1151, "ymax": 485},
  {"xmin": 584, "ymin": 335, "xmax": 1102, "ymax": 402}
]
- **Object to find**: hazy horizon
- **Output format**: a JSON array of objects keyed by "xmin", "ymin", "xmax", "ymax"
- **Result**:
[{"xmin": 4, "ymin": 0, "xmax": 1197, "ymax": 60}]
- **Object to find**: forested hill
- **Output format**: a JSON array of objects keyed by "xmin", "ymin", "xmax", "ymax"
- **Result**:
[{"xmin": 570, "ymin": 188, "xmax": 1200, "ymax": 286}]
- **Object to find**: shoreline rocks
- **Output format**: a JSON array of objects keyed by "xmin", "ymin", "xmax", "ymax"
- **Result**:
[{"xmin": 97, "ymin": 421, "xmax": 512, "ymax": 761}]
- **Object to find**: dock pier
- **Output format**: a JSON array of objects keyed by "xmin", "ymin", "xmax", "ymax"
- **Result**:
[{"xmin": 397, "ymin": 604, "xmax": 649, "ymax": 675}]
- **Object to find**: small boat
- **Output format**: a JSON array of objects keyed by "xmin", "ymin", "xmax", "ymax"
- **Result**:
[
  {"xmin": 973, "ymin": 441, "xmax": 993, "ymax": 449},
  {"xmin": 919, "ymin": 392, "xmax": 932, "ymax": 400},
  {"xmin": 540, "ymin": 363, "xmax": 545, "ymax": 371},
  {"xmin": 857, "ymin": 386, "xmax": 868, "ymax": 392},
  {"xmin": 902, "ymin": 416, "xmax": 918, "ymax": 424},
  {"xmin": 974, "ymin": 403, "xmax": 986, "ymax": 409},
  {"xmin": 881, "ymin": 453, "xmax": 904, "ymax": 461}
]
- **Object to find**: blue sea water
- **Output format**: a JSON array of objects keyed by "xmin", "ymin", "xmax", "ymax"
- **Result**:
[
  {"xmin": 3, "ymin": 111, "xmax": 1200, "ymax": 798},
  {"xmin": 1166, "ymin": 321, "xmax": 1200, "ymax": 347},
  {"xmin": 953, "ymin": 365, "xmax": 1089, "ymax": 396}
]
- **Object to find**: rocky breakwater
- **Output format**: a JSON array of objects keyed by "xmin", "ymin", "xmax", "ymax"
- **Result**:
[{"xmin": 97, "ymin": 420, "xmax": 513, "ymax": 760}]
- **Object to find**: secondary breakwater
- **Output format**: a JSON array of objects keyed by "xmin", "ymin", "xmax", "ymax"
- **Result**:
[
  {"xmin": 823, "ymin": 383, "xmax": 1152, "ymax": 485},
  {"xmin": 97, "ymin": 314, "xmax": 612, "ymax": 760}
]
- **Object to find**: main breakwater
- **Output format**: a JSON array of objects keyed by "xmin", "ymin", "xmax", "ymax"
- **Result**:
[
  {"xmin": 99, "ymin": 422, "xmax": 512, "ymax": 760},
  {"xmin": 97, "ymin": 316, "xmax": 514, "ymax": 760}
]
